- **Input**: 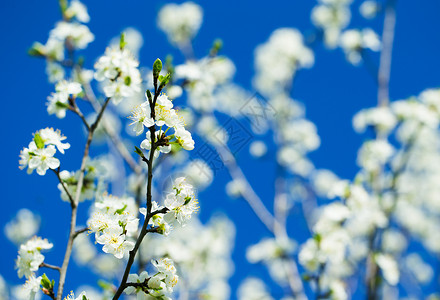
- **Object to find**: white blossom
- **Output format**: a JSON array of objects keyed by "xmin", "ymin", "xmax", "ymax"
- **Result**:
[
  {"xmin": 376, "ymin": 253, "xmax": 399, "ymax": 285},
  {"xmin": 164, "ymin": 177, "xmax": 198, "ymax": 226},
  {"xmin": 157, "ymin": 2, "xmax": 203, "ymax": 45},
  {"xmin": 94, "ymin": 46, "xmax": 142, "ymax": 104},
  {"xmin": 16, "ymin": 237, "xmax": 53, "ymax": 279}
]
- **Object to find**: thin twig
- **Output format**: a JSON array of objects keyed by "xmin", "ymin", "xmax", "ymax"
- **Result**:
[
  {"xmin": 377, "ymin": 0, "xmax": 397, "ymax": 107},
  {"xmin": 211, "ymin": 141, "xmax": 307, "ymax": 300},
  {"xmin": 40, "ymin": 262, "xmax": 61, "ymax": 272},
  {"xmin": 52, "ymin": 168, "xmax": 75, "ymax": 208},
  {"xmin": 72, "ymin": 227, "xmax": 89, "ymax": 240},
  {"xmin": 68, "ymin": 98, "xmax": 90, "ymax": 131}
]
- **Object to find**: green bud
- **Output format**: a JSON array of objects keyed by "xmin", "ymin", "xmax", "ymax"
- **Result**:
[
  {"xmin": 34, "ymin": 133, "xmax": 45, "ymax": 149},
  {"xmin": 124, "ymin": 76, "xmax": 131, "ymax": 86},
  {"xmin": 28, "ymin": 43, "xmax": 45, "ymax": 57},
  {"xmin": 41, "ymin": 274, "xmax": 51, "ymax": 289},
  {"xmin": 145, "ymin": 90, "xmax": 153, "ymax": 102},
  {"xmin": 119, "ymin": 32, "xmax": 126, "ymax": 50},
  {"xmin": 153, "ymin": 58, "xmax": 163, "ymax": 79},
  {"xmin": 134, "ymin": 146, "xmax": 144, "ymax": 157},
  {"xmin": 210, "ymin": 38, "xmax": 223, "ymax": 56},
  {"xmin": 314, "ymin": 233, "xmax": 322, "ymax": 243},
  {"xmin": 55, "ymin": 101, "xmax": 70, "ymax": 109},
  {"xmin": 59, "ymin": 0, "xmax": 68, "ymax": 14}
]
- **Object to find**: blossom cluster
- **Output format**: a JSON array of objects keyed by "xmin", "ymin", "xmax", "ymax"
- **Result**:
[
  {"xmin": 298, "ymin": 88, "xmax": 440, "ymax": 298},
  {"xmin": 19, "ymin": 128, "xmax": 70, "ymax": 175},
  {"xmin": 16, "ymin": 236, "xmax": 53, "ymax": 279},
  {"xmin": 94, "ymin": 45, "xmax": 142, "ymax": 104},
  {"xmin": 140, "ymin": 177, "xmax": 198, "ymax": 236},
  {"xmin": 124, "ymin": 258, "xmax": 178, "ymax": 299},
  {"xmin": 29, "ymin": 0, "xmax": 93, "ymax": 83},
  {"xmin": 87, "ymin": 194, "xmax": 139, "ymax": 259},
  {"xmin": 5, "ymin": 209, "xmax": 40, "ymax": 246},
  {"xmin": 157, "ymin": 1, "xmax": 203, "ymax": 45},
  {"xmin": 311, "ymin": 0, "xmax": 352, "ymax": 48},
  {"xmin": 47, "ymin": 80, "xmax": 82, "ymax": 118},
  {"xmin": 140, "ymin": 216, "xmax": 234, "ymax": 299},
  {"xmin": 254, "ymin": 28, "xmax": 314, "ymax": 95},
  {"xmin": 129, "ymin": 92, "xmax": 195, "ymax": 154}
]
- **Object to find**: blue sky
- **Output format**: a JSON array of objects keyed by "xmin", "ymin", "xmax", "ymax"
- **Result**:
[{"xmin": 1, "ymin": 0, "xmax": 440, "ymax": 298}]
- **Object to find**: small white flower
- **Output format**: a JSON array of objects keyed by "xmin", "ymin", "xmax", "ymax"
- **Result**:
[
  {"xmin": 65, "ymin": 0, "xmax": 90, "ymax": 23},
  {"xmin": 140, "ymin": 131, "xmax": 171, "ymax": 157},
  {"xmin": 174, "ymin": 127, "xmax": 195, "ymax": 150},
  {"xmin": 64, "ymin": 291, "xmax": 88, "ymax": 300},
  {"xmin": 96, "ymin": 226, "xmax": 134, "ymax": 259},
  {"xmin": 94, "ymin": 46, "xmax": 142, "ymax": 105},
  {"xmin": 128, "ymin": 102, "xmax": 155, "ymax": 135},
  {"xmin": 50, "ymin": 21, "xmax": 94, "ymax": 50},
  {"xmin": 16, "ymin": 237, "xmax": 53, "ymax": 279},
  {"xmin": 151, "ymin": 258, "xmax": 178, "ymax": 292},
  {"xmin": 28, "ymin": 145, "xmax": 60, "ymax": 176},
  {"xmin": 164, "ymin": 177, "xmax": 198, "ymax": 226},
  {"xmin": 157, "ymin": 2, "xmax": 203, "ymax": 44},
  {"xmin": 23, "ymin": 275, "xmax": 42, "ymax": 300},
  {"xmin": 124, "ymin": 271, "xmax": 149, "ymax": 295},
  {"xmin": 39, "ymin": 128, "xmax": 71, "ymax": 154}
]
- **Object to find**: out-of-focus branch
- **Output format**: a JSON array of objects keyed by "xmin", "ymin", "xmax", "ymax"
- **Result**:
[
  {"xmin": 377, "ymin": 0, "xmax": 397, "ymax": 107},
  {"xmin": 81, "ymin": 81, "xmax": 143, "ymax": 174},
  {"xmin": 212, "ymin": 142, "xmax": 307, "ymax": 300}
]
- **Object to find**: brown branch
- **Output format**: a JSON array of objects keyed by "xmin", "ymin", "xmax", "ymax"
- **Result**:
[
  {"xmin": 52, "ymin": 168, "xmax": 75, "ymax": 208},
  {"xmin": 72, "ymin": 227, "xmax": 89, "ymax": 240},
  {"xmin": 40, "ymin": 262, "xmax": 61, "ymax": 272},
  {"xmin": 56, "ymin": 98, "xmax": 111, "ymax": 300}
]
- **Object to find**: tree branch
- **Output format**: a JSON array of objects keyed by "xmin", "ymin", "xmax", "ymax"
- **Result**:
[
  {"xmin": 377, "ymin": 0, "xmax": 397, "ymax": 107},
  {"xmin": 40, "ymin": 262, "xmax": 61, "ymax": 272},
  {"xmin": 56, "ymin": 98, "xmax": 111, "ymax": 300}
]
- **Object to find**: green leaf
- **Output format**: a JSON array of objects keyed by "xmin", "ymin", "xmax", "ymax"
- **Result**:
[
  {"xmin": 153, "ymin": 58, "xmax": 163, "ymax": 79},
  {"xmin": 34, "ymin": 133, "xmax": 45, "ymax": 149},
  {"xmin": 51, "ymin": 279, "xmax": 55, "ymax": 288},
  {"xmin": 158, "ymin": 73, "xmax": 171, "ymax": 90}
]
